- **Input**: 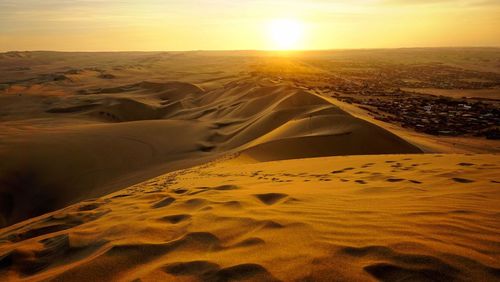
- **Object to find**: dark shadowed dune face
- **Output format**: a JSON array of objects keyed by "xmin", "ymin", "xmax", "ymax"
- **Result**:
[{"xmin": 0, "ymin": 52, "xmax": 423, "ymax": 227}]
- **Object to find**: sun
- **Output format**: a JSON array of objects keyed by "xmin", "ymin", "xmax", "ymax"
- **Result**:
[{"xmin": 267, "ymin": 19, "xmax": 304, "ymax": 50}]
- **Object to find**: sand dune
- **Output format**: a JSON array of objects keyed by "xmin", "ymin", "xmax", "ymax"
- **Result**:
[
  {"xmin": 0, "ymin": 70, "xmax": 421, "ymax": 227},
  {"xmin": 1, "ymin": 51, "xmax": 499, "ymax": 281},
  {"xmin": 0, "ymin": 154, "xmax": 498, "ymax": 281},
  {"xmin": 0, "ymin": 120, "xmax": 214, "ymax": 226}
]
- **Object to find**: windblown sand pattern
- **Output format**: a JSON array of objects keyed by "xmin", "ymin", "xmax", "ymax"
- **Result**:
[{"xmin": 0, "ymin": 154, "xmax": 499, "ymax": 281}]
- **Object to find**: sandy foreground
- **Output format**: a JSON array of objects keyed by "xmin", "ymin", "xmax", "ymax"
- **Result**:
[{"xmin": 0, "ymin": 153, "xmax": 499, "ymax": 281}]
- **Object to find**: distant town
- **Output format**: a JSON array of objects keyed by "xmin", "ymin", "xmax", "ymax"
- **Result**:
[
  {"xmin": 253, "ymin": 59, "xmax": 500, "ymax": 139},
  {"xmin": 337, "ymin": 94, "xmax": 499, "ymax": 139}
]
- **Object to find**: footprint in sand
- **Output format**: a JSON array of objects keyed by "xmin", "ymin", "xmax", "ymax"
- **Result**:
[
  {"xmin": 364, "ymin": 263, "xmax": 456, "ymax": 282},
  {"xmin": 331, "ymin": 167, "xmax": 355, "ymax": 174},
  {"xmin": 189, "ymin": 187, "xmax": 210, "ymax": 196},
  {"xmin": 162, "ymin": 260, "xmax": 220, "ymax": 276},
  {"xmin": 151, "ymin": 197, "xmax": 176, "ymax": 208},
  {"xmin": 188, "ymin": 185, "xmax": 239, "ymax": 196},
  {"xmin": 458, "ymin": 162, "xmax": 475, "ymax": 167},
  {"xmin": 158, "ymin": 214, "xmax": 191, "ymax": 224},
  {"xmin": 162, "ymin": 261, "xmax": 279, "ymax": 281},
  {"xmin": 386, "ymin": 178, "xmax": 405, "ymax": 183},
  {"xmin": 340, "ymin": 245, "xmax": 460, "ymax": 281},
  {"xmin": 173, "ymin": 188, "xmax": 188, "ymax": 194},
  {"xmin": 232, "ymin": 237, "xmax": 266, "ymax": 248},
  {"xmin": 355, "ymin": 180, "xmax": 367, "ymax": 184},
  {"xmin": 214, "ymin": 185, "xmax": 239, "ymax": 191},
  {"xmin": 110, "ymin": 193, "xmax": 132, "ymax": 199},
  {"xmin": 254, "ymin": 193, "xmax": 288, "ymax": 205},
  {"xmin": 452, "ymin": 178, "xmax": 475, "ymax": 184}
]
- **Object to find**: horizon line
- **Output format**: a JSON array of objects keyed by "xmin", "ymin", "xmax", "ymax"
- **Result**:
[{"xmin": 2, "ymin": 46, "xmax": 500, "ymax": 53}]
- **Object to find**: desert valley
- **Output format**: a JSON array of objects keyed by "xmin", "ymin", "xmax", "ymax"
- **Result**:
[{"xmin": 0, "ymin": 49, "xmax": 498, "ymax": 281}]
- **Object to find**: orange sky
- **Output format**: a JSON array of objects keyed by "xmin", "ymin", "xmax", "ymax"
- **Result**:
[{"xmin": 1, "ymin": 0, "xmax": 499, "ymax": 51}]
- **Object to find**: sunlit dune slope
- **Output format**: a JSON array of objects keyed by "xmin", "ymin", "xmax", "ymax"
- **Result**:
[{"xmin": 0, "ymin": 153, "xmax": 498, "ymax": 281}]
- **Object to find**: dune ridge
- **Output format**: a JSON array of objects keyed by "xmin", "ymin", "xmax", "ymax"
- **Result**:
[{"xmin": 0, "ymin": 75, "xmax": 421, "ymax": 227}]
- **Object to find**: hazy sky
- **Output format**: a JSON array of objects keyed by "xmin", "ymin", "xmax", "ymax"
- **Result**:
[{"xmin": 1, "ymin": 0, "xmax": 500, "ymax": 51}]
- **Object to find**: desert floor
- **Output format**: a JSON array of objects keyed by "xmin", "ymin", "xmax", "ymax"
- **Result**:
[{"xmin": 0, "ymin": 50, "xmax": 499, "ymax": 281}]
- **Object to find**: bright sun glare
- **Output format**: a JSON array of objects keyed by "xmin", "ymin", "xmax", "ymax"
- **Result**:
[{"xmin": 267, "ymin": 19, "xmax": 304, "ymax": 50}]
